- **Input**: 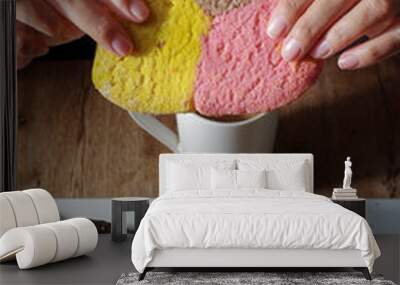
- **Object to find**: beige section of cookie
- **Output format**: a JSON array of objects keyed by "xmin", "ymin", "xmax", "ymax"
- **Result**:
[{"xmin": 196, "ymin": 0, "xmax": 252, "ymax": 16}]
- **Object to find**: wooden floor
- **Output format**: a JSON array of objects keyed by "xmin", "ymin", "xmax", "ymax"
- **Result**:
[{"xmin": 16, "ymin": 54, "xmax": 400, "ymax": 198}]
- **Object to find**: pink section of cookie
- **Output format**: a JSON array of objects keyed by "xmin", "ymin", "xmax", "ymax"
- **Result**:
[{"xmin": 194, "ymin": 0, "xmax": 323, "ymax": 117}]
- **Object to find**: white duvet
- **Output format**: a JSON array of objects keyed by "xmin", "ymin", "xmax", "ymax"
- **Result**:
[{"xmin": 131, "ymin": 190, "xmax": 380, "ymax": 273}]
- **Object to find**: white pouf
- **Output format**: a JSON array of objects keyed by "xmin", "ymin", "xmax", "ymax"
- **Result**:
[
  {"xmin": 0, "ymin": 226, "xmax": 57, "ymax": 268},
  {"xmin": 0, "ymin": 219, "xmax": 98, "ymax": 269},
  {"xmin": 0, "ymin": 192, "xmax": 39, "ymax": 227},
  {"xmin": 65, "ymin": 218, "xmax": 98, "ymax": 257},
  {"xmin": 23, "ymin": 189, "xmax": 60, "ymax": 224},
  {"xmin": 0, "ymin": 189, "xmax": 60, "ymax": 238},
  {"xmin": 42, "ymin": 221, "xmax": 79, "ymax": 262},
  {"xmin": 0, "ymin": 196, "xmax": 17, "ymax": 237}
]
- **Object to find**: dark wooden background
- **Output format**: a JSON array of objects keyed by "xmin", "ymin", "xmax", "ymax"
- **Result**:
[{"xmin": 16, "ymin": 53, "xmax": 400, "ymax": 198}]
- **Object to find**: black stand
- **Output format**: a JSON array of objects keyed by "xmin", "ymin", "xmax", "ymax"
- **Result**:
[
  {"xmin": 111, "ymin": 198, "xmax": 150, "ymax": 242},
  {"xmin": 138, "ymin": 268, "xmax": 151, "ymax": 281},
  {"xmin": 0, "ymin": 0, "xmax": 17, "ymax": 192},
  {"xmin": 354, "ymin": 267, "xmax": 372, "ymax": 280}
]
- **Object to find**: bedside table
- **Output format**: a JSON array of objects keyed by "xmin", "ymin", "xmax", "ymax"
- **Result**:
[
  {"xmin": 111, "ymin": 197, "xmax": 150, "ymax": 241},
  {"xmin": 332, "ymin": 198, "xmax": 366, "ymax": 218}
]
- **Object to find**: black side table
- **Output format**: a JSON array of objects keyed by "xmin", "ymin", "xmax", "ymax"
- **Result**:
[
  {"xmin": 111, "ymin": 197, "xmax": 150, "ymax": 241},
  {"xmin": 332, "ymin": 198, "xmax": 366, "ymax": 218}
]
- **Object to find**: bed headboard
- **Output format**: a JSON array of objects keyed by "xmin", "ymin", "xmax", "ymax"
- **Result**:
[{"xmin": 159, "ymin": 153, "xmax": 314, "ymax": 196}]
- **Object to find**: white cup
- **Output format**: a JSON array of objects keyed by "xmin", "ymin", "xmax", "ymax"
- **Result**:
[{"xmin": 128, "ymin": 112, "xmax": 278, "ymax": 153}]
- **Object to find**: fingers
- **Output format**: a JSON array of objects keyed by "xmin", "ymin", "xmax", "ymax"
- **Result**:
[
  {"xmin": 16, "ymin": 22, "xmax": 49, "ymax": 57},
  {"xmin": 17, "ymin": 0, "xmax": 82, "ymax": 41},
  {"xmin": 338, "ymin": 19, "xmax": 400, "ymax": 70},
  {"xmin": 17, "ymin": 56, "xmax": 33, "ymax": 70},
  {"xmin": 107, "ymin": 0, "xmax": 150, "ymax": 23},
  {"xmin": 280, "ymin": 0, "xmax": 359, "ymax": 61},
  {"xmin": 16, "ymin": 21, "xmax": 50, "ymax": 70},
  {"xmin": 365, "ymin": 17, "xmax": 396, "ymax": 38},
  {"xmin": 267, "ymin": 0, "xmax": 313, "ymax": 40},
  {"xmin": 48, "ymin": 0, "xmax": 134, "ymax": 56},
  {"xmin": 17, "ymin": 0, "xmax": 150, "ymax": 58},
  {"xmin": 311, "ymin": 0, "xmax": 396, "ymax": 60}
]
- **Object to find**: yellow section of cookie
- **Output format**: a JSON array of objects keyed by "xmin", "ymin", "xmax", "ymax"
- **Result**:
[{"xmin": 92, "ymin": 0, "xmax": 210, "ymax": 114}]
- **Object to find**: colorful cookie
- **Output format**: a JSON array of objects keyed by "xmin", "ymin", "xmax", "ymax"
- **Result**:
[
  {"xmin": 92, "ymin": 0, "xmax": 210, "ymax": 114},
  {"xmin": 92, "ymin": 0, "xmax": 323, "ymax": 116}
]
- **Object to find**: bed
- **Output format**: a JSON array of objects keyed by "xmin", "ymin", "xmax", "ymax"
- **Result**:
[{"xmin": 131, "ymin": 154, "xmax": 380, "ymax": 280}]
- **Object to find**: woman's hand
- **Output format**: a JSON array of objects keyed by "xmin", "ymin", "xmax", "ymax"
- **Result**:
[
  {"xmin": 267, "ymin": 0, "xmax": 400, "ymax": 70},
  {"xmin": 16, "ymin": 0, "xmax": 149, "ymax": 69}
]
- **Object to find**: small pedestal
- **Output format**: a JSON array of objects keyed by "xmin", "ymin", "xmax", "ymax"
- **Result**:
[{"xmin": 111, "ymin": 197, "xmax": 150, "ymax": 242}]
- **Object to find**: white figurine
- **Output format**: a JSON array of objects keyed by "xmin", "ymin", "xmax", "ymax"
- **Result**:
[{"xmin": 343, "ymin": 157, "xmax": 353, "ymax": 189}]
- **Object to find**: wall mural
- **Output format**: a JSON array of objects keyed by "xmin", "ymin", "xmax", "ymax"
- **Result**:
[{"xmin": 16, "ymin": 55, "xmax": 400, "ymax": 198}]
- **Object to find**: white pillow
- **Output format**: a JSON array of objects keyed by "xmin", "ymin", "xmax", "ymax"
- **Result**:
[
  {"xmin": 167, "ymin": 163, "xmax": 210, "ymax": 191},
  {"xmin": 236, "ymin": 169, "xmax": 267, "ymax": 188},
  {"xmin": 166, "ymin": 160, "xmax": 235, "ymax": 191},
  {"xmin": 237, "ymin": 159, "xmax": 309, "ymax": 191},
  {"xmin": 211, "ymin": 169, "xmax": 268, "ymax": 190},
  {"xmin": 211, "ymin": 168, "xmax": 236, "ymax": 190}
]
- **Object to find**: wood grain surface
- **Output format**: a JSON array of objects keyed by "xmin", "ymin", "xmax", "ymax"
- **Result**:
[{"xmin": 16, "ymin": 55, "xmax": 400, "ymax": 198}]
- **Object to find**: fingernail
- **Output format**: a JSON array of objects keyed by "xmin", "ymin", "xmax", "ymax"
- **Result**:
[
  {"xmin": 130, "ymin": 0, "xmax": 150, "ymax": 22},
  {"xmin": 338, "ymin": 54, "xmax": 359, "ymax": 70},
  {"xmin": 311, "ymin": 40, "xmax": 331, "ymax": 59},
  {"xmin": 111, "ymin": 35, "xmax": 133, "ymax": 57},
  {"xmin": 282, "ymin": 38, "xmax": 302, "ymax": 62},
  {"xmin": 267, "ymin": 16, "xmax": 287, "ymax": 39}
]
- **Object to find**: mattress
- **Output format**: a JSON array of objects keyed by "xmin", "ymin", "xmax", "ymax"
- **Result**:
[{"xmin": 131, "ymin": 190, "xmax": 380, "ymax": 273}]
